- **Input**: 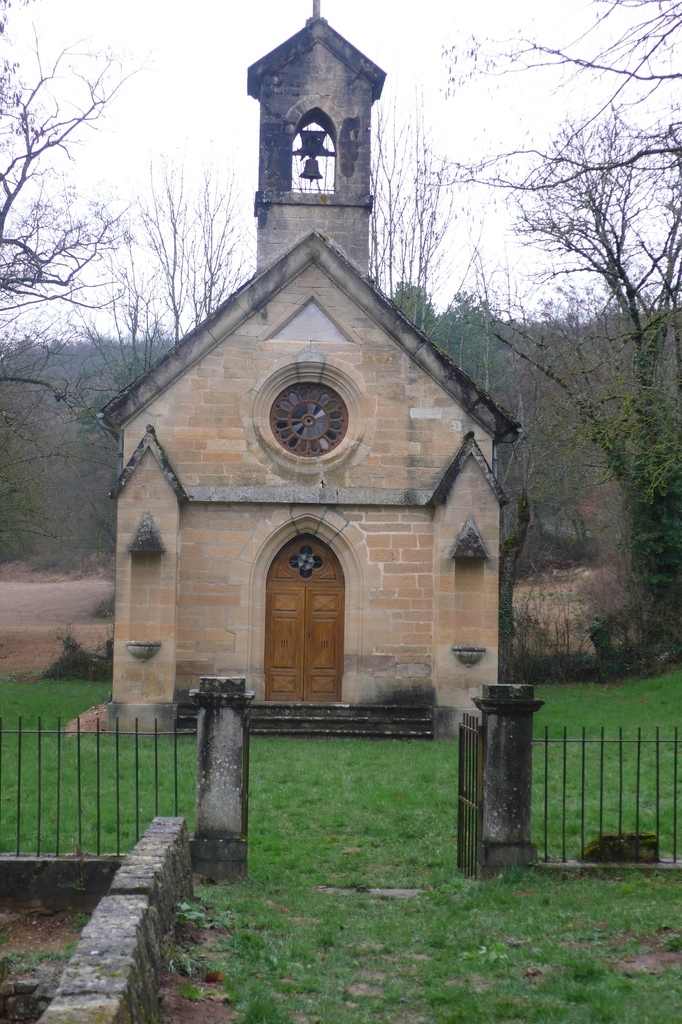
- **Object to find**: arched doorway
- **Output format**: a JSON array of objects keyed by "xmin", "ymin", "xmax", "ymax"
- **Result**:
[{"xmin": 265, "ymin": 534, "xmax": 344, "ymax": 702}]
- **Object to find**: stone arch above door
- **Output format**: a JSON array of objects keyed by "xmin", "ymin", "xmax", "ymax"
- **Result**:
[{"xmin": 265, "ymin": 534, "xmax": 345, "ymax": 702}]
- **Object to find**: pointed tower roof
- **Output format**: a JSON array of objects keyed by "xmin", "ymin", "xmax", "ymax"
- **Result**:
[{"xmin": 247, "ymin": 16, "xmax": 386, "ymax": 102}]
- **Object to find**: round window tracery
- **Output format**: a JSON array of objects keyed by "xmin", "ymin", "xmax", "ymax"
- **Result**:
[
  {"xmin": 270, "ymin": 382, "xmax": 348, "ymax": 457},
  {"xmin": 289, "ymin": 545, "xmax": 323, "ymax": 578}
]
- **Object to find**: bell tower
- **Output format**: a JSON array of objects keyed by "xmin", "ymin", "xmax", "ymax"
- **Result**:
[{"xmin": 248, "ymin": 3, "xmax": 385, "ymax": 273}]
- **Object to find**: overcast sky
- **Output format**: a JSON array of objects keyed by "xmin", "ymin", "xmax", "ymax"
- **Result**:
[{"xmin": 11, "ymin": 0, "xmax": 633, "ymax": 303}]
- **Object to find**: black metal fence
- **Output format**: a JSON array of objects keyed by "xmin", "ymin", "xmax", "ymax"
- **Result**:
[
  {"xmin": 0, "ymin": 718, "xmax": 195, "ymax": 856},
  {"xmin": 533, "ymin": 726, "xmax": 681, "ymax": 863},
  {"xmin": 457, "ymin": 713, "xmax": 481, "ymax": 878}
]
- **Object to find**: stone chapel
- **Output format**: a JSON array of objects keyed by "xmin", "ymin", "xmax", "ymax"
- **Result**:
[{"xmin": 101, "ymin": 8, "xmax": 519, "ymax": 740}]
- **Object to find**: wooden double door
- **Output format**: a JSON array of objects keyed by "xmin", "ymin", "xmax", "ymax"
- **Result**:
[{"xmin": 265, "ymin": 535, "xmax": 344, "ymax": 702}]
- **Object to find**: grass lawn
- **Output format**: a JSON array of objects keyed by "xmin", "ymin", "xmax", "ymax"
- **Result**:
[
  {"xmin": 535, "ymin": 669, "xmax": 682, "ymax": 737},
  {"xmin": 188, "ymin": 737, "xmax": 682, "ymax": 1023},
  {"xmin": 0, "ymin": 674, "xmax": 194, "ymax": 854},
  {"xmin": 534, "ymin": 671, "xmax": 682, "ymax": 861},
  {"xmin": 1, "ymin": 675, "xmax": 682, "ymax": 1019},
  {"xmin": 0, "ymin": 676, "xmax": 110, "ymax": 726}
]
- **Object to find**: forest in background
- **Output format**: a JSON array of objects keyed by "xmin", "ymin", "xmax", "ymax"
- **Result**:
[{"xmin": 3, "ymin": 0, "xmax": 682, "ymax": 685}]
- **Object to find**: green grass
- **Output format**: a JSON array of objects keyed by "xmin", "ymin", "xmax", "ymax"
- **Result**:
[
  {"xmin": 0, "ymin": 676, "xmax": 110, "ymax": 726},
  {"xmin": 535, "ymin": 669, "xmax": 682, "ymax": 737},
  {"xmin": 534, "ymin": 671, "xmax": 682, "ymax": 860},
  {"xmin": 0, "ymin": 675, "xmax": 195, "ymax": 853},
  {"xmin": 186, "ymin": 738, "xmax": 682, "ymax": 1023},
  {"xmin": 2, "ymin": 673, "xmax": 682, "ymax": 860},
  {"xmin": 2, "ymin": 675, "xmax": 682, "ymax": 1019},
  {"xmin": 0, "ymin": 727, "xmax": 196, "ymax": 854}
]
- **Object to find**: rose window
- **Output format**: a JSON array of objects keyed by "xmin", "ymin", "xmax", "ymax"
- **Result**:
[
  {"xmin": 289, "ymin": 545, "xmax": 323, "ymax": 579},
  {"xmin": 270, "ymin": 383, "xmax": 348, "ymax": 457}
]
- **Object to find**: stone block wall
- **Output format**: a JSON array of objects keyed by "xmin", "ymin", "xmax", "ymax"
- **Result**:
[
  {"xmin": 108, "ymin": 251, "xmax": 503, "ymax": 735},
  {"xmin": 38, "ymin": 817, "xmax": 191, "ymax": 1024},
  {"xmin": 112, "ymin": 452, "xmax": 180, "ymax": 730},
  {"xmin": 173, "ymin": 489, "xmax": 499, "ymax": 717},
  {"xmin": 0, "ymin": 961, "xmax": 62, "ymax": 1021},
  {"xmin": 121, "ymin": 263, "xmax": 491, "ymax": 493}
]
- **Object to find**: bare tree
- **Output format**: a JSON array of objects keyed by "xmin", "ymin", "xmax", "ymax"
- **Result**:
[
  {"xmin": 0, "ymin": 0, "xmax": 129, "ymax": 553},
  {"xmin": 369, "ymin": 99, "xmax": 457, "ymax": 325},
  {"xmin": 447, "ymin": 1, "xmax": 682, "ymax": 174},
  {"xmin": 84, "ymin": 235, "xmax": 172, "ymax": 394},
  {"xmin": 137, "ymin": 160, "xmax": 251, "ymax": 345},
  {"xmin": 83, "ymin": 156, "xmax": 251, "ymax": 400},
  {"xmin": 516, "ymin": 1, "xmax": 682, "ymax": 107},
  {"xmin": 0, "ymin": 15, "xmax": 125, "ymax": 318}
]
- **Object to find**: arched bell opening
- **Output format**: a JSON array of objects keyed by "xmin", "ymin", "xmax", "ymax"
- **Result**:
[
  {"xmin": 264, "ymin": 534, "xmax": 345, "ymax": 701},
  {"xmin": 291, "ymin": 108, "xmax": 336, "ymax": 194}
]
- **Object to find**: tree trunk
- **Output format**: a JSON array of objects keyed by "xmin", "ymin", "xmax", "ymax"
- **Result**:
[{"xmin": 498, "ymin": 490, "xmax": 530, "ymax": 683}]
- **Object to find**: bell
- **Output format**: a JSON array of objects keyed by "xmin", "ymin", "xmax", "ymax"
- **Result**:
[{"xmin": 300, "ymin": 156, "xmax": 323, "ymax": 181}]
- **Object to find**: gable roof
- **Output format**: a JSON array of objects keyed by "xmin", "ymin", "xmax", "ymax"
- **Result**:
[
  {"xmin": 101, "ymin": 232, "xmax": 519, "ymax": 443},
  {"xmin": 110, "ymin": 425, "xmax": 187, "ymax": 501},
  {"xmin": 247, "ymin": 17, "xmax": 386, "ymax": 102},
  {"xmin": 431, "ymin": 432, "xmax": 508, "ymax": 507}
]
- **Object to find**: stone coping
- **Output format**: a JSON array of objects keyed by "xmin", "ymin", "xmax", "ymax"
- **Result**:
[
  {"xmin": 185, "ymin": 484, "xmax": 432, "ymax": 505},
  {"xmin": 38, "ymin": 817, "xmax": 192, "ymax": 1024}
]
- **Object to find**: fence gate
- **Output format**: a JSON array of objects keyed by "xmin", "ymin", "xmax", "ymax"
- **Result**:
[{"xmin": 457, "ymin": 713, "xmax": 482, "ymax": 878}]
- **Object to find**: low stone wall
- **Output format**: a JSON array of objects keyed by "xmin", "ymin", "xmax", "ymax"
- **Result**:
[
  {"xmin": 38, "ymin": 817, "xmax": 192, "ymax": 1024},
  {"xmin": 0, "ymin": 959, "xmax": 63, "ymax": 1021},
  {"xmin": 0, "ymin": 856, "xmax": 121, "ymax": 912}
]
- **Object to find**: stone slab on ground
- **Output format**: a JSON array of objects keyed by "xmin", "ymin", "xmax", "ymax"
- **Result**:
[{"xmin": 316, "ymin": 885, "xmax": 424, "ymax": 898}]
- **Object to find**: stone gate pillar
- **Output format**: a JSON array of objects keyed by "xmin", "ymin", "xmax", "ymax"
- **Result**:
[
  {"xmin": 473, "ymin": 683, "xmax": 544, "ymax": 880},
  {"xmin": 190, "ymin": 676, "xmax": 254, "ymax": 881}
]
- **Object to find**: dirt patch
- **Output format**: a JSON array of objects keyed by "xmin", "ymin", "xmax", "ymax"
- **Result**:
[
  {"xmin": 346, "ymin": 982, "xmax": 383, "ymax": 996},
  {"xmin": 0, "ymin": 567, "xmax": 113, "ymax": 674},
  {"xmin": 613, "ymin": 950, "xmax": 682, "ymax": 974},
  {"xmin": 0, "ymin": 909, "xmax": 81, "ymax": 953},
  {"xmin": 444, "ymin": 975, "xmax": 492, "ymax": 992},
  {"xmin": 174, "ymin": 920, "xmax": 230, "ymax": 950},
  {"xmin": 157, "ymin": 971, "xmax": 233, "ymax": 1022},
  {"xmin": 0, "ymin": 563, "xmax": 110, "ymax": 584},
  {"xmin": 523, "ymin": 966, "xmax": 547, "ymax": 983},
  {"xmin": 65, "ymin": 704, "xmax": 109, "ymax": 734},
  {"xmin": 606, "ymin": 930, "xmax": 638, "ymax": 948}
]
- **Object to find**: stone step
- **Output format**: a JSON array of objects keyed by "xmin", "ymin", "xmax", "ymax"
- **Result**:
[
  {"xmin": 176, "ymin": 702, "xmax": 434, "ymax": 739},
  {"xmin": 251, "ymin": 727, "xmax": 434, "ymax": 738},
  {"xmin": 251, "ymin": 704, "xmax": 432, "ymax": 720}
]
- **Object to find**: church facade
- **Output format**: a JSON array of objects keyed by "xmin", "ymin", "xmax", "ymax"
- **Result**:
[{"xmin": 101, "ymin": 12, "xmax": 518, "ymax": 740}]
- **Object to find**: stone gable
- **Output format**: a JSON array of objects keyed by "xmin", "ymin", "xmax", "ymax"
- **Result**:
[{"xmin": 121, "ymin": 261, "xmax": 495, "ymax": 494}]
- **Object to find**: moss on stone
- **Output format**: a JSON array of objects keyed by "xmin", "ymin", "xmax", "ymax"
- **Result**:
[{"xmin": 582, "ymin": 832, "xmax": 658, "ymax": 862}]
